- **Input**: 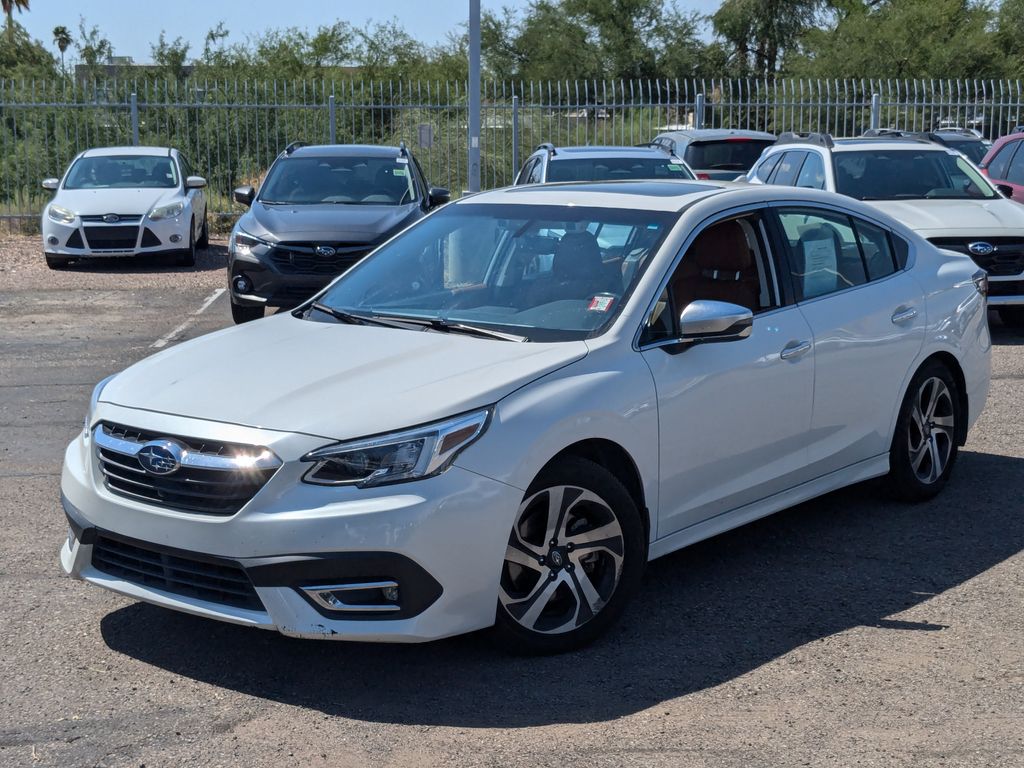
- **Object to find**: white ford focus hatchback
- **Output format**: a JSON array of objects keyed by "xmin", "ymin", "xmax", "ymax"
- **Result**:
[
  {"xmin": 41, "ymin": 146, "xmax": 208, "ymax": 269},
  {"xmin": 60, "ymin": 181, "xmax": 990, "ymax": 653}
]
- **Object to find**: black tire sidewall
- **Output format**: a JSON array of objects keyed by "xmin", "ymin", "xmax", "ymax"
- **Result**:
[
  {"xmin": 997, "ymin": 307, "xmax": 1024, "ymax": 329},
  {"xmin": 888, "ymin": 361, "xmax": 960, "ymax": 502},
  {"xmin": 230, "ymin": 299, "xmax": 263, "ymax": 324},
  {"xmin": 493, "ymin": 455, "xmax": 646, "ymax": 654}
]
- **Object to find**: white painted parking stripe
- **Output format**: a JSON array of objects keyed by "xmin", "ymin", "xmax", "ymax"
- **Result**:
[{"xmin": 150, "ymin": 287, "xmax": 225, "ymax": 349}]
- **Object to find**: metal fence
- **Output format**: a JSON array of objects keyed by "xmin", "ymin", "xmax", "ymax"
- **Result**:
[{"xmin": 3, "ymin": 78, "xmax": 1024, "ymax": 227}]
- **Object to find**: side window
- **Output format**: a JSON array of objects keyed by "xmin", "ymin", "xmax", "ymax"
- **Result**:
[
  {"xmin": 754, "ymin": 152, "xmax": 782, "ymax": 182},
  {"xmin": 777, "ymin": 208, "xmax": 867, "ymax": 301},
  {"xmin": 527, "ymin": 158, "xmax": 545, "ymax": 184},
  {"xmin": 644, "ymin": 214, "xmax": 779, "ymax": 344},
  {"xmin": 1006, "ymin": 146, "xmax": 1024, "ymax": 185},
  {"xmin": 853, "ymin": 219, "xmax": 897, "ymax": 280},
  {"xmin": 515, "ymin": 159, "xmax": 534, "ymax": 185},
  {"xmin": 892, "ymin": 234, "xmax": 910, "ymax": 268},
  {"xmin": 769, "ymin": 151, "xmax": 807, "ymax": 186},
  {"xmin": 179, "ymin": 155, "xmax": 193, "ymax": 183},
  {"xmin": 795, "ymin": 152, "xmax": 825, "ymax": 189},
  {"xmin": 986, "ymin": 142, "xmax": 1018, "ymax": 181}
]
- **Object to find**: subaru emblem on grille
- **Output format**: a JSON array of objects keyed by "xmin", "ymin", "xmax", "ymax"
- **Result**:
[
  {"xmin": 102, "ymin": 213, "xmax": 120, "ymax": 223},
  {"xmin": 137, "ymin": 440, "xmax": 184, "ymax": 475},
  {"xmin": 315, "ymin": 245, "xmax": 337, "ymax": 257},
  {"xmin": 967, "ymin": 241, "xmax": 995, "ymax": 256}
]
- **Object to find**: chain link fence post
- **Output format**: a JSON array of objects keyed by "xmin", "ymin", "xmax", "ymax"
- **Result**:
[
  {"xmin": 870, "ymin": 92, "xmax": 881, "ymax": 131},
  {"xmin": 328, "ymin": 94, "xmax": 336, "ymax": 144},
  {"xmin": 694, "ymin": 92, "xmax": 705, "ymax": 130},
  {"xmin": 130, "ymin": 92, "xmax": 139, "ymax": 145},
  {"xmin": 511, "ymin": 95, "xmax": 519, "ymax": 176}
]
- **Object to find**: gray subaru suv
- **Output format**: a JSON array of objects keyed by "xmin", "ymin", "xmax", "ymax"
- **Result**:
[{"xmin": 227, "ymin": 143, "xmax": 449, "ymax": 323}]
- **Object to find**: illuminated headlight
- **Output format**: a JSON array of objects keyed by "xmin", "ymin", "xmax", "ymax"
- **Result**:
[
  {"xmin": 149, "ymin": 201, "xmax": 184, "ymax": 220},
  {"xmin": 230, "ymin": 229, "xmax": 267, "ymax": 256},
  {"xmin": 83, "ymin": 374, "xmax": 116, "ymax": 440},
  {"xmin": 47, "ymin": 205, "xmax": 76, "ymax": 224},
  {"xmin": 302, "ymin": 409, "xmax": 490, "ymax": 487}
]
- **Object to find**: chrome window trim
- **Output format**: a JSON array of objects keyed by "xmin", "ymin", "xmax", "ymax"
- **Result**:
[{"xmin": 94, "ymin": 425, "xmax": 282, "ymax": 472}]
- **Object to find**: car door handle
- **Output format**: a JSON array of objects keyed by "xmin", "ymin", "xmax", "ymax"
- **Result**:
[
  {"xmin": 780, "ymin": 340, "xmax": 812, "ymax": 360},
  {"xmin": 891, "ymin": 306, "xmax": 918, "ymax": 324}
]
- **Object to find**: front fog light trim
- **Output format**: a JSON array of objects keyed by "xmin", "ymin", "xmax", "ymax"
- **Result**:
[{"xmin": 302, "ymin": 581, "xmax": 401, "ymax": 613}]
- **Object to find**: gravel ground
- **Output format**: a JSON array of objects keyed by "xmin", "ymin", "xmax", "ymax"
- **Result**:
[{"xmin": 0, "ymin": 236, "xmax": 1022, "ymax": 767}]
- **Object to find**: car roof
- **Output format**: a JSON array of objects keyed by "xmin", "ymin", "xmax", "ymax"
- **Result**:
[
  {"xmin": 545, "ymin": 145, "xmax": 679, "ymax": 160},
  {"xmin": 81, "ymin": 146, "xmax": 174, "ymax": 157},
  {"xmin": 286, "ymin": 144, "xmax": 406, "ymax": 158},
  {"xmin": 830, "ymin": 139, "xmax": 951, "ymax": 152},
  {"xmin": 656, "ymin": 128, "xmax": 777, "ymax": 142}
]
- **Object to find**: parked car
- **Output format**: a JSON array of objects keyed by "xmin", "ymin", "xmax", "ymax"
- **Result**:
[
  {"xmin": 861, "ymin": 127, "xmax": 988, "ymax": 164},
  {"xmin": 61, "ymin": 181, "xmax": 989, "ymax": 653},
  {"xmin": 978, "ymin": 127, "xmax": 1024, "ymax": 204},
  {"xmin": 746, "ymin": 132, "xmax": 1024, "ymax": 327},
  {"xmin": 649, "ymin": 128, "xmax": 776, "ymax": 180},
  {"xmin": 41, "ymin": 146, "xmax": 208, "ymax": 269},
  {"xmin": 227, "ymin": 142, "xmax": 449, "ymax": 324},
  {"xmin": 513, "ymin": 144, "xmax": 694, "ymax": 185}
]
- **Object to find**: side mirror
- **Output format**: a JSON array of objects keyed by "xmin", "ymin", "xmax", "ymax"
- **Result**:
[
  {"xmin": 996, "ymin": 183, "xmax": 1015, "ymax": 198},
  {"xmin": 233, "ymin": 185, "xmax": 256, "ymax": 206},
  {"xmin": 428, "ymin": 187, "xmax": 451, "ymax": 208},
  {"xmin": 42, "ymin": 178, "xmax": 59, "ymax": 191},
  {"xmin": 185, "ymin": 175, "xmax": 207, "ymax": 189},
  {"xmin": 678, "ymin": 300, "xmax": 753, "ymax": 343}
]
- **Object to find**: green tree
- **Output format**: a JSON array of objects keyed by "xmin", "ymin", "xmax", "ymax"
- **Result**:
[
  {"xmin": 52, "ymin": 25, "xmax": 72, "ymax": 75},
  {"xmin": 995, "ymin": 0, "xmax": 1024, "ymax": 78},
  {"xmin": 0, "ymin": 18, "xmax": 54, "ymax": 77},
  {"xmin": 151, "ymin": 31, "xmax": 191, "ymax": 80},
  {"xmin": 76, "ymin": 18, "xmax": 114, "ymax": 78},
  {"xmin": 712, "ymin": 0, "xmax": 826, "ymax": 76},
  {"xmin": 3, "ymin": 0, "xmax": 29, "ymax": 42}
]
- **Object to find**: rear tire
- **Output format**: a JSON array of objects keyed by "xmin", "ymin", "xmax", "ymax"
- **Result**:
[
  {"xmin": 997, "ymin": 307, "xmax": 1024, "ymax": 329},
  {"xmin": 45, "ymin": 255, "xmax": 70, "ymax": 269},
  {"xmin": 177, "ymin": 221, "xmax": 196, "ymax": 267},
  {"xmin": 493, "ymin": 456, "xmax": 645, "ymax": 654},
  {"xmin": 885, "ymin": 360, "xmax": 961, "ymax": 502},
  {"xmin": 230, "ymin": 299, "xmax": 264, "ymax": 324}
]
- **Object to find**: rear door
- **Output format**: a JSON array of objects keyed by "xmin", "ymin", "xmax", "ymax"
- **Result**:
[{"xmin": 772, "ymin": 206, "xmax": 926, "ymax": 477}]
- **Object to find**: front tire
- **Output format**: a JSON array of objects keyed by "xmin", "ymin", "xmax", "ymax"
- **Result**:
[
  {"xmin": 997, "ymin": 307, "xmax": 1024, "ymax": 329},
  {"xmin": 45, "ymin": 254, "xmax": 70, "ymax": 269},
  {"xmin": 176, "ymin": 220, "xmax": 196, "ymax": 267},
  {"xmin": 494, "ymin": 456, "xmax": 645, "ymax": 654},
  {"xmin": 230, "ymin": 299, "xmax": 264, "ymax": 324},
  {"xmin": 886, "ymin": 361, "xmax": 960, "ymax": 502}
]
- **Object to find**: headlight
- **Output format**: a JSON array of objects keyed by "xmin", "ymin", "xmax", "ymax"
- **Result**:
[
  {"xmin": 48, "ymin": 205, "xmax": 76, "ymax": 224},
  {"xmin": 149, "ymin": 201, "xmax": 184, "ymax": 220},
  {"xmin": 302, "ymin": 409, "xmax": 490, "ymax": 487},
  {"xmin": 230, "ymin": 229, "xmax": 267, "ymax": 256},
  {"xmin": 83, "ymin": 374, "xmax": 116, "ymax": 439}
]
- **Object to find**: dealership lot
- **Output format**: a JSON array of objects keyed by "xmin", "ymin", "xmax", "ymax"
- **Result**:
[{"xmin": 1, "ymin": 236, "xmax": 1022, "ymax": 767}]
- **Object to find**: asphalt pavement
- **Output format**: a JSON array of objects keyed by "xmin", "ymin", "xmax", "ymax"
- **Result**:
[{"xmin": 0, "ymin": 237, "xmax": 1021, "ymax": 767}]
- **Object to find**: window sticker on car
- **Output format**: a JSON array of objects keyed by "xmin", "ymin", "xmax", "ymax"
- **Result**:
[
  {"xmin": 802, "ymin": 237, "xmax": 838, "ymax": 297},
  {"xmin": 393, "ymin": 168, "xmax": 408, "ymax": 176},
  {"xmin": 667, "ymin": 164, "xmax": 682, "ymax": 171},
  {"xmin": 396, "ymin": 157, "xmax": 409, "ymax": 164},
  {"xmin": 588, "ymin": 294, "xmax": 615, "ymax": 312}
]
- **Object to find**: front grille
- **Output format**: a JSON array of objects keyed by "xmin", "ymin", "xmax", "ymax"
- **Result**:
[
  {"xmin": 65, "ymin": 229, "xmax": 84, "ymax": 249},
  {"xmin": 95, "ymin": 421, "xmax": 281, "ymax": 516},
  {"xmin": 988, "ymin": 279, "xmax": 1024, "ymax": 297},
  {"xmin": 268, "ymin": 242, "xmax": 371, "ymax": 275},
  {"xmin": 929, "ymin": 238, "xmax": 1024, "ymax": 276},
  {"xmin": 83, "ymin": 225, "xmax": 140, "ymax": 251},
  {"xmin": 80, "ymin": 214, "xmax": 143, "ymax": 224},
  {"xmin": 91, "ymin": 534, "xmax": 264, "ymax": 611},
  {"xmin": 140, "ymin": 227, "xmax": 161, "ymax": 247}
]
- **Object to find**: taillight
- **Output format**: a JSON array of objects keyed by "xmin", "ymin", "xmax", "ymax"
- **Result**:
[
  {"xmin": 697, "ymin": 172, "xmax": 711, "ymax": 180},
  {"xmin": 973, "ymin": 269, "xmax": 989, "ymax": 297}
]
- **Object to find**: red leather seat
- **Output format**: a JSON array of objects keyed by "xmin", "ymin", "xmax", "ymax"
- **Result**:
[{"xmin": 671, "ymin": 220, "xmax": 760, "ymax": 313}]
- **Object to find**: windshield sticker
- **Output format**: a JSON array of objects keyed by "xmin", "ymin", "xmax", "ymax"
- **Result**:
[
  {"xmin": 393, "ymin": 168, "xmax": 408, "ymax": 176},
  {"xmin": 396, "ymin": 157, "xmax": 409, "ymax": 164},
  {"xmin": 667, "ymin": 164, "xmax": 682, "ymax": 171},
  {"xmin": 588, "ymin": 294, "xmax": 615, "ymax": 312}
]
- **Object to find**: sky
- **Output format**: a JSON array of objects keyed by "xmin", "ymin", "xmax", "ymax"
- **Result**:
[{"xmin": 15, "ymin": 0, "xmax": 722, "ymax": 64}]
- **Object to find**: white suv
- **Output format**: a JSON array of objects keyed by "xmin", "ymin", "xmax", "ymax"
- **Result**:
[{"xmin": 746, "ymin": 133, "xmax": 1024, "ymax": 327}]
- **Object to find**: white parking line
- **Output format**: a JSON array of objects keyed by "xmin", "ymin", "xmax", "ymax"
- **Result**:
[{"xmin": 150, "ymin": 287, "xmax": 226, "ymax": 349}]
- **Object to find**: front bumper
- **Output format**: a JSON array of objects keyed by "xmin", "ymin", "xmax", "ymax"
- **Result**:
[
  {"xmin": 60, "ymin": 409, "xmax": 523, "ymax": 642},
  {"xmin": 985, "ymin": 275, "xmax": 1024, "ymax": 306},
  {"xmin": 228, "ymin": 244, "xmax": 372, "ymax": 309},
  {"xmin": 43, "ymin": 215, "xmax": 191, "ymax": 258}
]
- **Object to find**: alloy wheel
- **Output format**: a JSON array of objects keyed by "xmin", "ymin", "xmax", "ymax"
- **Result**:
[
  {"xmin": 907, "ymin": 376, "xmax": 955, "ymax": 484},
  {"xmin": 499, "ymin": 485, "xmax": 625, "ymax": 635}
]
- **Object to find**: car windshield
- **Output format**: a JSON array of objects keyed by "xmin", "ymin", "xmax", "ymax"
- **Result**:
[
  {"xmin": 546, "ymin": 157, "xmax": 694, "ymax": 182},
  {"xmin": 64, "ymin": 155, "xmax": 179, "ymax": 189},
  {"xmin": 834, "ymin": 149, "xmax": 997, "ymax": 200},
  {"xmin": 260, "ymin": 156, "xmax": 417, "ymax": 205},
  {"xmin": 684, "ymin": 140, "xmax": 774, "ymax": 171},
  {"xmin": 314, "ymin": 203, "xmax": 677, "ymax": 342}
]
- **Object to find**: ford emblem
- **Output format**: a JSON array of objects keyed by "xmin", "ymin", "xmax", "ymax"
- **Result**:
[
  {"xmin": 103, "ymin": 213, "xmax": 120, "ymax": 223},
  {"xmin": 315, "ymin": 245, "xmax": 337, "ymax": 257},
  {"xmin": 137, "ymin": 440, "xmax": 184, "ymax": 475},
  {"xmin": 967, "ymin": 241, "xmax": 995, "ymax": 256}
]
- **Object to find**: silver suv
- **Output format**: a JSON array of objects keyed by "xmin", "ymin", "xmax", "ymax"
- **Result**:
[{"xmin": 514, "ymin": 144, "xmax": 694, "ymax": 185}]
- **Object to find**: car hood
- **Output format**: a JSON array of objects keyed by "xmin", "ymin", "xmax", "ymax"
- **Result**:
[
  {"xmin": 54, "ymin": 188, "xmax": 179, "ymax": 216},
  {"xmin": 865, "ymin": 198, "xmax": 1024, "ymax": 237},
  {"xmin": 242, "ymin": 201, "xmax": 421, "ymax": 243},
  {"xmin": 100, "ymin": 313, "xmax": 588, "ymax": 441}
]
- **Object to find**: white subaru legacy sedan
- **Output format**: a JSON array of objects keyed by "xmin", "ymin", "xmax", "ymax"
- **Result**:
[
  {"xmin": 60, "ymin": 181, "xmax": 990, "ymax": 653},
  {"xmin": 41, "ymin": 146, "xmax": 208, "ymax": 269}
]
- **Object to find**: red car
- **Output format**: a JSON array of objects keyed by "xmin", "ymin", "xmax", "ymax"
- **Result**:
[{"xmin": 978, "ymin": 128, "xmax": 1024, "ymax": 204}]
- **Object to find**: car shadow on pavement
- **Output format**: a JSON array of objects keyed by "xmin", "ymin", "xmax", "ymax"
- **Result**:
[
  {"xmin": 57, "ymin": 242, "xmax": 228, "ymax": 274},
  {"xmin": 100, "ymin": 449, "xmax": 1024, "ymax": 728}
]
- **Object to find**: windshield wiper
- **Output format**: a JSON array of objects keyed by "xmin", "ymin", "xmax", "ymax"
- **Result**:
[
  {"xmin": 375, "ymin": 314, "xmax": 529, "ymax": 342},
  {"xmin": 306, "ymin": 302, "xmax": 420, "ymax": 330}
]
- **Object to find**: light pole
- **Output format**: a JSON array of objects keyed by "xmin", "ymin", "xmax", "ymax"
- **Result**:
[{"xmin": 468, "ymin": 0, "xmax": 481, "ymax": 192}]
